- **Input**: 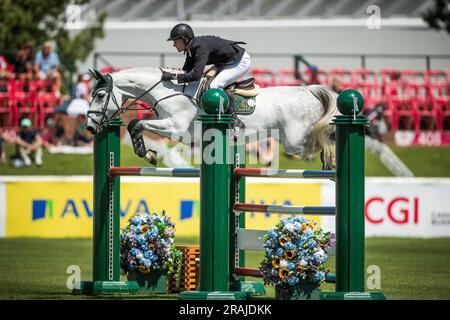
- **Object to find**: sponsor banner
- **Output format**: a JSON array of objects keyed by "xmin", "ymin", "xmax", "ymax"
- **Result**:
[
  {"xmin": 3, "ymin": 177, "xmax": 322, "ymax": 238},
  {"xmin": 321, "ymin": 178, "xmax": 450, "ymax": 238},
  {"xmin": 394, "ymin": 130, "xmax": 450, "ymax": 146},
  {"xmin": 2, "ymin": 177, "xmax": 450, "ymax": 238},
  {"xmin": 0, "ymin": 182, "xmax": 5, "ymax": 237}
]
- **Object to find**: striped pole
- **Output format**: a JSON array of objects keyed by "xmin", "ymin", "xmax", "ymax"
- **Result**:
[
  {"xmin": 109, "ymin": 166, "xmax": 200, "ymax": 177},
  {"xmin": 234, "ymin": 203, "xmax": 336, "ymax": 215},
  {"xmin": 234, "ymin": 168, "xmax": 335, "ymax": 179}
]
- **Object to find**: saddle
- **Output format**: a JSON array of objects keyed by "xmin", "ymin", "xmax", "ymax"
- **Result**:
[{"xmin": 198, "ymin": 67, "xmax": 259, "ymax": 115}]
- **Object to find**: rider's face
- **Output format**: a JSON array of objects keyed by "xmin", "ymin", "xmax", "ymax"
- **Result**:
[{"xmin": 173, "ymin": 39, "xmax": 186, "ymax": 52}]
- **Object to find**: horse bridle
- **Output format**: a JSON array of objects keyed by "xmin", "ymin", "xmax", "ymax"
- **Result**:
[{"xmin": 87, "ymin": 70, "xmax": 197, "ymax": 130}]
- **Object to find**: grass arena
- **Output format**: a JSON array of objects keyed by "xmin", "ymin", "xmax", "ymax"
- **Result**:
[{"xmin": 1, "ymin": 0, "xmax": 450, "ymax": 304}]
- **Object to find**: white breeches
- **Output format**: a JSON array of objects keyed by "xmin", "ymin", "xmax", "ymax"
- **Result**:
[{"xmin": 210, "ymin": 52, "xmax": 251, "ymax": 89}]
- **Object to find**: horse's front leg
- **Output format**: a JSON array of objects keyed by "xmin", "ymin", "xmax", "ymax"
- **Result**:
[{"xmin": 127, "ymin": 118, "xmax": 178, "ymax": 165}]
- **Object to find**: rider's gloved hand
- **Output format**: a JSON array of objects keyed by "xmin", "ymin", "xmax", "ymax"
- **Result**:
[{"xmin": 161, "ymin": 71, "xmax": 176, "ymax": 81}]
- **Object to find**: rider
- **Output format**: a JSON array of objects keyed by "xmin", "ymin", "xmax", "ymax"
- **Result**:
[{"xmin": 162, "ymin": 23, "xmax": 251, "ymax": 94}]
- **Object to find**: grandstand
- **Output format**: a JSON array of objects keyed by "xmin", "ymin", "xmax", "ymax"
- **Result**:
[
  {"xmin": 73, "ymin": 0, "xmax": 450, "ymax": 134},
  {"xmin": 2, "ymin": 1, "xmax": 450, "ymax": 136},
  {"xmin": 80, "ymin": 0, "xmax": 434, "ymax": 21}
]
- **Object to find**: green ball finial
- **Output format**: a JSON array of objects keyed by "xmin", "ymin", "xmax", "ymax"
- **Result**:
[
  {"xmin": 337, "ymin": 89, "xmax": 364, "ymax": 115},
  {"xmin": 201, "ymin": 89, "xmax": 229, "ymax": 114}
]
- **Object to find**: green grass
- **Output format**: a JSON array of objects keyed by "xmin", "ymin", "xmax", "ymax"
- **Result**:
[
  {"xmin": 0, "ymin": 144, "xmax": 155, "ymax": 176},
  {"xmin": 1, "ymin": 143, "xmax": 450, "ymax": 177},
  {"xmin": 0, "ymin": 237, "xmax": 449, "ymax": 300}
]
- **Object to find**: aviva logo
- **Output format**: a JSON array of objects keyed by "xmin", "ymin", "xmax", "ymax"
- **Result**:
[
  {"xmin": 180, "ymin": 200, "xmax": 200, "ymax": 220},
  {"xmin": 32, "ymin": 200, "xmax": 53, "ymax": 220}
]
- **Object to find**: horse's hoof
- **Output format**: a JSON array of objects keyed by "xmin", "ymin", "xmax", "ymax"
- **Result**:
[{"xmin": 145, "ymin": 150, "xmax": 158, "ymax": 166}]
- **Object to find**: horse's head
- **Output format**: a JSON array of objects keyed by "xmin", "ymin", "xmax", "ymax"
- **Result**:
[{"xmin": 86, "ymin": 69, "xmax": 125, "ymax": 134}]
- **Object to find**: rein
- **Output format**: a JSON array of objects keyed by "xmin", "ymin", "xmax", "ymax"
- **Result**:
[{"xmin": 88, "ymin": 70, "xmax": 198, "ymax": 129}]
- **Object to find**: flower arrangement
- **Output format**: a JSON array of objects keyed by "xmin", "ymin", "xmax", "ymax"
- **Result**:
[
  {"xmin": 120, "ymin": 211, "xmax": 182, "ymax": 277},
  {"xmin": 259, "ymin": 216, "xmax": 336, "ymax": 289}
]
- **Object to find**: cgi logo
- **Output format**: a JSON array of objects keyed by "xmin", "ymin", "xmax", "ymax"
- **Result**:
[{"xmin": 365, "ymin": 196, "xmax": 419, "ymax": 224}]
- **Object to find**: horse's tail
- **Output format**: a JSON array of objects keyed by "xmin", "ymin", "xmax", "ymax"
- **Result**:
[{"xmin": 307, "ymin": 85, "xmax": 339, "ymax": 170}]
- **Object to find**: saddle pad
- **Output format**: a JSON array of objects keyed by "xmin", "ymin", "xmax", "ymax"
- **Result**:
[{"xmin": 234, "ymin": 95, "xmax": 256, "ymax": 115}]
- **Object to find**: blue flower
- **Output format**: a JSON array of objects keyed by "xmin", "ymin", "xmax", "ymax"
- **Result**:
[
  {"xmin": 287, "ymin": 261, "xmax": 296, "ymax": 270},
  {"xmin": 260, "ymin": 216, "xmax": 334, "ymax": 288},
  {"xmin": 284, "ymin": 242, "xmax": 295, "ymax": 250},
  {"xmin": 275, "ymin": 248, "xmax": 285, "ymax": 257},
  {"xmin": 120, "ymin": 211, "xmax": 180, "ymax": 274},
  {"xmin": 287, "ymin": 276, "xmax": 299, "ymax": 286}
]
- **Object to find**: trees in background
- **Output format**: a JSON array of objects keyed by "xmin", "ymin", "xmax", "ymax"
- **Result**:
[{"xmin": 0, "ymin": 0, "xmax": 106, "ymax": 92}]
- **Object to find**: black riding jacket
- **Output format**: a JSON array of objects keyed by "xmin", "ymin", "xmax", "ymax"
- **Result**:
[{"xmin": 176, "ymin": 35, "xmax": 246, "ymax": 83}]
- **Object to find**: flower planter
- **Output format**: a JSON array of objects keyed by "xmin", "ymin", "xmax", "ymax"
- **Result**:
[
  {"xmin": 127, "ymin": 270, "xmax": 167, "ymax": 293},
  {"xmin": 275, "ymin": 282, "xmax": 321, "ymax": 300}
]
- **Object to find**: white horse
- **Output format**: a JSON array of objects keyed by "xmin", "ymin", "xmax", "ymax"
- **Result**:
[{"xmin": 86, "ymin": 67, "xmax": 339, "ymax": 169}]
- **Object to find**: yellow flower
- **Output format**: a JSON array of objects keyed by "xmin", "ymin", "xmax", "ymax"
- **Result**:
[
  {"xmin": 141, "ymin": 226, "xmax": 148, "ymax": 233},
  {"xmin": 138, "ymin": 266, "xmax": 151, "ymax": 273},
  {"xmin": 279, "ymin": 236, "xmax": 291, "ymax": 246},
  {"xmin": 278, "ymin": 268, "xmax": 289, "ymax": 279},
  {"xmin": 296, "ymin": 265, "xmax": 305, "ymax": 273},
  {"xmin": 284, "ymin": 250, "xmax": 295, "ymax": 259},
  {"xmin": 272, "ymin": 258, "xmax": 281, "ymax": 268}
]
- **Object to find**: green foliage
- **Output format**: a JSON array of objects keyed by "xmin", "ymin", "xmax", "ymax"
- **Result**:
[
  {"xmin": 422, "ymin": 0, "xmax": 450, "ymax": 34},
  {"xmin": 0, "ymin": 0, "xmax": 106, "ymax": 75}
]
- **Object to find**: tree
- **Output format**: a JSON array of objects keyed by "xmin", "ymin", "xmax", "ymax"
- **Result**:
[
  {"xmin": 422, "ymin": 0, "xmax": 450, "ymax": 34},
  {"xmin": 0, "ymin": 0, "xmax": 106, "ymax": 90}
]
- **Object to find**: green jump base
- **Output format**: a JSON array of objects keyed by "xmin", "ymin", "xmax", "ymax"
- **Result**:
[
  {"xmin": 240, "ymin": 281, "xmax": 266, "ymax": 296},
  {"xmin": 320, "ymin": 291, "xmax": 386, "ymax": 300},
  {"xmin": 178, "ymin": 281, "xmax": 266, "ymax": 300},
  {"xmin": 74, "ymin": 281, "xmax": 140, "ymax": 295},
  {"xmin": 179, "ymin": 291, "xmax": 249, "ymax": 300}
]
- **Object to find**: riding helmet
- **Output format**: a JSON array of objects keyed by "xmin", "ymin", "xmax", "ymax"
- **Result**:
[{"xmin": 167, "ymin": 23, "xmax": 194, "ymax": 42}]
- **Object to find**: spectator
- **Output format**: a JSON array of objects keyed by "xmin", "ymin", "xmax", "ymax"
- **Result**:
[
  {"xmin": 15, "ymin": 118, "xmax": 43, "ymax": 166},
  {"xmin": 0, "ymin": 54, "xmax": 11, "ymax": 79},
  {"xmin": 34, "ymin": 41, "xmax": 61, "ymax": 95},
  {"xmin": 0, "ymin": 126, "xmax": 7, "ymax": 164},
  {"xmin": 0, "ymin": 124, "xmax": 17, "ymax": 165},
  {"xmin": 73, "ymin": 116, "xmax": 93, "ymax": 147},
  {"xmin": 247, "ymin": 137, "xmax": 277, "ymax": 165},
  {"xmin": 330, "ymin": 77, "xmax": 343, "ymax": 94},
  {"xmin": 40, "ymin": 117, "xmax": 60, "ymax": 149},
  {"xmin": 75, "ymin": 73, "xmax": 91, "ymax": 100},
  {"xmin": 364, "ymin": 105, "xmax": 388, "ymax": 142},
  {"xmin": 307, "ymin": 65, "xmax": 321, "ymax": 85},
  {"xmin": 73, "ymin": 124, "xmax": 93, "ymax": 147},
  {"xmin": 13, "ymin": 42, "xmax": 34, "ymax": 80}
]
